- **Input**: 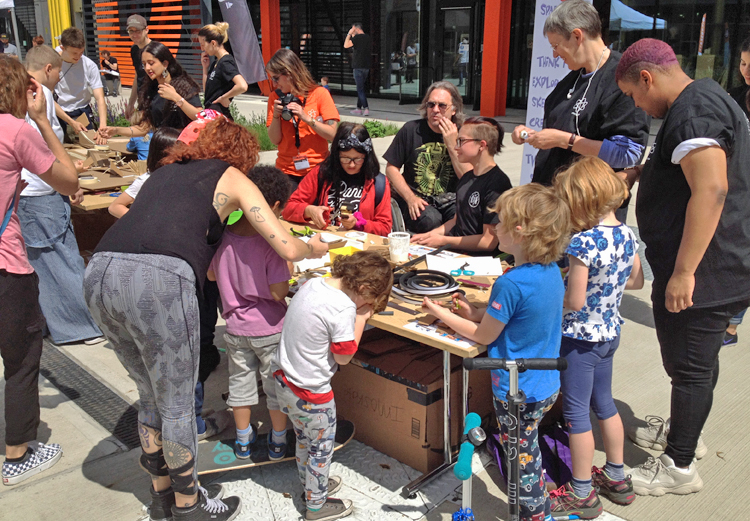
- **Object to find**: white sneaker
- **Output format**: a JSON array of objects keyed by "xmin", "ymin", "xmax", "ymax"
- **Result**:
[
  {"xmin": 349, "ymin": 109, "xmax": 363, "ymax": 116},
  {"xmin": 629, "ymin": 453, "xmax": 703, "ymax": 496},
  {"xmin": 83, "ymin": 336, "xmax": 106, "ymax": 345},
  {"xmin": 2, "ymin": 442, "xmax": 63, "ymax": 485},
  {"xmin": 627, "ymin": 415, "xmax": 707, "ymax": 459}
]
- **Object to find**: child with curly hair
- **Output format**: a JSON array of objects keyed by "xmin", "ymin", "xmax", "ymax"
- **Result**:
[
  {"xmin": 273, "ymin": 250, "xmax": 392, "ymax": 521},
  {"xmin": 549, "ymin": 156, "xmax": 643, "ymax": 519}
]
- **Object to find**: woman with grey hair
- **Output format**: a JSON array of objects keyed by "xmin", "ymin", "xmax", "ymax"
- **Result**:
[
  {"xmin": 513, "ymin": 0, "xmax": 650, "ymax": 208},
  {"xmin": 383, "ymin": 81, "xmax": 469, "ymax": 233}
]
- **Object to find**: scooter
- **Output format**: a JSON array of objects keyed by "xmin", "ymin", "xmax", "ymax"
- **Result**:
[
  {"xmin": 462, "ymin": 357, "xmax": 568, "ymax": 521},
  {"xmin": 452, "ymin": 411, "xmax": 486, "ymax": 520}
]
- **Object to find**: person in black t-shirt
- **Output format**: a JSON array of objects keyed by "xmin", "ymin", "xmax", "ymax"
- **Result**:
[
  {"xmin": 344, "ymin": 24, "xmax": 371, "ymax": 116},
  {"xmin": 100, "ymin": 42, "xmax": 203, "ymax": 139},
  {"xmin": 198, "ymin": 22, "xmax": 248, "ymax": 120},
  {"xmin": 728, "ymin": 35, "xmax": 750, "ymax": 122},
  {"xmin": 512, "ymin": 0, "xmax": 649, "ymax": 223},
  {"xmin": 126, "ymin": 14, "xmax": 152, "ymax": 119},
  {"xmin": 100, "ymin": 50, "xmax": 119, "ymax": 97},
  {"xmin": 383, "ymin": 81, "xmax": 469, "ymax": 234},
  {"xmin": 616, "ymin": 38, "xmax": 750, "ymax": 496},
  {"xmin": 411, "ymin": 117, "xmax": 511, "ymax": 253}
]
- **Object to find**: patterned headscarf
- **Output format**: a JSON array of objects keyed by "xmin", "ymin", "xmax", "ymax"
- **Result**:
[{"xmin": 338, "ymin": 133, "xmax": 373, "ymax": 153}]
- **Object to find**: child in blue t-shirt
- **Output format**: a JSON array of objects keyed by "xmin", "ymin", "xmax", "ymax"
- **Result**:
[
  {"xmin": 549, "ymin": 157, "xmax": 644, "ymax": 519},
  {"xmin": 422, "ymin": 183, "xmax": 572, "ymax": 521},
  {"xmin": 125, "ymin": 131, "xmax": 153, "ymax": 160}
]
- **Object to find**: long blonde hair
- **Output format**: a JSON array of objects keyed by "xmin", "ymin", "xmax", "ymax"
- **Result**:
[
  {"xmin": 266, "ymin": 48, "xmax": 318, "ymax": 98},
  {"xmin": 199, "ymin": 22, "xmax": 229, "ymax": 46}
]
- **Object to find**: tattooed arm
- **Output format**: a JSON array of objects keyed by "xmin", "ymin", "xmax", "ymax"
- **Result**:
[{"xmin": 213, "ymin": 167, "xmax": 329, "ymax": 261}]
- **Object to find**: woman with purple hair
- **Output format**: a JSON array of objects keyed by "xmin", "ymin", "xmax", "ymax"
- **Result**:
[
  {"xmin": 511, "ymin": 0, "xmax": 650, "ymax": 224},
  {"xmin": 616, "ymin": 37, "xmax": 750, "ymax": 498}
]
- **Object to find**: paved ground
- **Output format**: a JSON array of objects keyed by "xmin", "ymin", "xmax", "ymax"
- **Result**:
[{"xmin": 1, "ymin": 94, "xmax": 745, "ymax": 521}]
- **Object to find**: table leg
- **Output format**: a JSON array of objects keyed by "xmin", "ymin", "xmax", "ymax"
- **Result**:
[{"xmin": 401, "ymin": 351, "xmax": 457, "ymax": 499}]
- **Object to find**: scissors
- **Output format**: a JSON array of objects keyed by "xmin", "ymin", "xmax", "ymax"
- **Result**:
[{"xmin": 450, "ymin": 262, "xmax": 475, "ymax": 277}]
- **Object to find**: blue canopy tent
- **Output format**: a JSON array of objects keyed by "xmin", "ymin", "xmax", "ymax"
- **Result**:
[{"xmin": 610, "ymin": 0, "xmax": 667, "ymax": 31}]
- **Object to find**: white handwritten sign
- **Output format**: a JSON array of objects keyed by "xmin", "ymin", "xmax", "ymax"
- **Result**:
[{"xmin": 520, "ymin": 0, "xmax": 592, "ymax": 184}]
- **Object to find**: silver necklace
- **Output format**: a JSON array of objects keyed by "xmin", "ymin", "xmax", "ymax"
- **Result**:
[{"xmin": 570, "ymin": 47, "xmax": 608, "ymax": 136}]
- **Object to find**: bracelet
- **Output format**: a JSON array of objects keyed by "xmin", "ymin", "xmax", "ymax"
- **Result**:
[
  {"xmin": 177, "ymin": 97, "xmax": 185, "ymax": 107},
  {"xmin": 567, "ymin": 133, "xmax": 576, "ymax": 150},
  {"xmin": 309, "ymin": 119, "xmax": 317, "ymax": 128}
]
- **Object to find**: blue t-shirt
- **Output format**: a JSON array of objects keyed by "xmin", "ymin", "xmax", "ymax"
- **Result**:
[
  {"xmin": 486, "ymin": 262, "xmax": 564, "ymax": 403},
  {"xmin": 126, "ymin": 132, "xmax": 153, "ymax": 161}
]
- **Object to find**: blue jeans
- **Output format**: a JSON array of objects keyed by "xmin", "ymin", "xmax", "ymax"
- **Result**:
[
  {"xmin": 353, "ymin": 68, "xmax": 369, "ymax": 109},
  {"xmin": 560, "ymin": 335, "xmax": 621, "ymax": 434},
  {"xmin": 17, "ymin": 194, "xmax": 102, "ymax": 344},
  {"xmin": 729, "ymin": 308, "xmax": 747, "ymax": 326}
]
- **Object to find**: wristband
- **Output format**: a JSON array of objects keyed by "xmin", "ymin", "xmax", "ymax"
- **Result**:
[
  {"xmin": 177, "ymin": 97, "xmax": 185, "ymax": 107},
  {"xmin": 567, "ymin": 133, "xmax": 576, "ymax": 150},
  {"xmin": 353, "ymin": 211, "xmax": 367, "ymax": 231}
]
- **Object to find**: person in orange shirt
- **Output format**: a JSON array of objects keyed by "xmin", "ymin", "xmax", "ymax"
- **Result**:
[{"xmin": 266, "ymin": 49, "xmax": 340, "ymax": 186}]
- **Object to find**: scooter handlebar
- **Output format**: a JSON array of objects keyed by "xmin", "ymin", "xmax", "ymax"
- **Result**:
[
  {"xmin": 454, "ymin": 412, "xmax": 482, "ymax": 481},
  {"xmin": 463, "ymin": 357, "xmax": 568, "ymax": 372}
]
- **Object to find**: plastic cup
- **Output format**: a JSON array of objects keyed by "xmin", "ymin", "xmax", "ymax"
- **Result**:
[{"xmin": 388, "ymin": 232, "xmax": 410, "ymax": 263}]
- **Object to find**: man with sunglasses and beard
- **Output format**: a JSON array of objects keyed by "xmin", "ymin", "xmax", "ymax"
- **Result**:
[{"xmin": 383, "ymin": 81, "xmax": 469, "ymax": 234}]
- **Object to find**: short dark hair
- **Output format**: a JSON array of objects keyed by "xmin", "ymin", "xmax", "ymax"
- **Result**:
[
  {"xmin": 247, "ymin": 165, "xmax": 294, "ymax": 209},
  {"xmin": 101, "ymin": 49, "xmax": 110, "ymax": 56},
  {"xmin": 60, "ymin": 27, "xmax": 85, "ymax": 48},
  {"xmin": 146, "ymin": 127, "xmax": 181, "ymax": 173}
]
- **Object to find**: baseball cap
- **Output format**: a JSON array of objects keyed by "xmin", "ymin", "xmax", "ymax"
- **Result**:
[
  {"xmin": 0, "ymin": 34, "xmax": 8, "ymax": 39},
  {"xmin": 127, "ymin": 15, "xmax": 147, "ymax": 30}
]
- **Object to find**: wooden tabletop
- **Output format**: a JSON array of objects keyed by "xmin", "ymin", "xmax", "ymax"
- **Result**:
[{"xmin": 286, "ymin": 221, "xmax": 494, "ymax": 359}]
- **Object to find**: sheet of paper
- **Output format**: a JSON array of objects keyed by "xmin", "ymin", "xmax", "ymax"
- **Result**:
[
  {"xmin": 408, "ymin": 244, "xmax": 461, "ymax": 259},
  {"xmin": 425, "ymin": 255, "xmax": 504, "ymax": 276},
  {"xmin": 402, "ymin": 320, "xmax": 475, "ymax": 349}
]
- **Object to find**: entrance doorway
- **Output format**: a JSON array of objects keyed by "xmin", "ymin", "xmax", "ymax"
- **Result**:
[{"xmin": 437, "ymin": 1, "xmax": 481, "ymax": 105}]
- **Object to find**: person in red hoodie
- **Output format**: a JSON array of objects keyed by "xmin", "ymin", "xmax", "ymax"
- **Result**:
[{"xmin": 283, "ymin": 122, "xmax": 392, "ymax": 236}]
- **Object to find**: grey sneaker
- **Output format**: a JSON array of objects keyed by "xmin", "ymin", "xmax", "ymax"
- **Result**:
[
  {"xmin": 305, "ymin": 498, "xmax": 353, "ymax": 521},
  {"xmin": 300, "ymin": 475, "xmax": 343, "ymax": 502},
  {"xmin": 629, "ymin": 453, "xmax": 703, "ymax": 496},
  {"xmin": 627, "ymin": 416, "xmax": 707, "ymax": 459}
]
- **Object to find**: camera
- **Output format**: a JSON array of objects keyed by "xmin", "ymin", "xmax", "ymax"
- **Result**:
[{"xmin": 278, "ymin": 92, "xmax": 303, "ymax": 121}]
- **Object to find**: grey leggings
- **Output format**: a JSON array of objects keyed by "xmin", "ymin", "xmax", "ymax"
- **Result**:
[{"xmin": 84, "ymin": 252, "xmax": 200, "ymax": 484}]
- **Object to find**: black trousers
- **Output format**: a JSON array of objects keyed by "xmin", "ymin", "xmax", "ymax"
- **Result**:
[
  {"xmin": 393, "ymin": 193, "xmax": 456, "ymax": 234},
  {"xmin": 651, "ymin": 286, "xmax": 749, "ymax": 467},
  {"xmin": 0, "ymin": 272, "xmax": 46, "ymax": 446}
]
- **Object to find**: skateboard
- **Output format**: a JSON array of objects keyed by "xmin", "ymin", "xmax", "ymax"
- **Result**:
[{"xmin": 197, "ymin": 419, "xmax": 356, "ymax": 475}]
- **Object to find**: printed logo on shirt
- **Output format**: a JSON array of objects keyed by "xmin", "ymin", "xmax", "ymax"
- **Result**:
[
  {"xmin": 491, "ymin": 301, "xmax": 502, "ymax": 310},
  {"xmin": 209, "ymin": 70, "xmax": 216, "ymax": 81},
  {"xmin": 468, "ymin": 191, "xmax": 480, "ymax": 208}
]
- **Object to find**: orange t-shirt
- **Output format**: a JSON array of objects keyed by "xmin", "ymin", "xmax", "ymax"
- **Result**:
[{"xmin": 266, "ymin": 86, "xmax": 340, "ymax": 177}]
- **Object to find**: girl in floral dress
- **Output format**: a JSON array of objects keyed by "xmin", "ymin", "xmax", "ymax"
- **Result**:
[{"xmin": 549, "ymin": 157, "xmax": 644, "ymax": 519}]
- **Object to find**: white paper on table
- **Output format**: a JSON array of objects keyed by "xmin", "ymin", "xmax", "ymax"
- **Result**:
[
  {"xmin": 402, "ymin": 320, "xmax": 475, "ymax": 349},
  {"xmin": 291, "ymin": 236, "xmax": 364, "ymax": 273},
  {"xmin": 408, "ymin": 244, "xmax": 461, "ymax": 259},
  {"xmin": 425, "ymin": 255, "xmax": 504, "ymax": 276}
]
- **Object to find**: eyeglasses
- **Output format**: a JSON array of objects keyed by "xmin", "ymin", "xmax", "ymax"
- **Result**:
[
  {"xmin": 426, "ymin": 101, "xmax": 451, "ymax": 111},
  {"xmin": 339, "ymin": 157, "xmax": 365, "ymax": 165},
  {"xmin": 455, "ymin": 137, "xmax": 481, "ymax": 148},
  {"xmin": 271, "ymin": 74, "xmax": 285, "ymax": 83},
  {"xmin": 128, "ymin": 29, "xmax": 143, "ymax": 35}
]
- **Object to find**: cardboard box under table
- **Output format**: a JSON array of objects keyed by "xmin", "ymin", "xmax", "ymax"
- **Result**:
[{"xmin": 333, "ymin": 329, "xmax": 492, "ymax": 474}]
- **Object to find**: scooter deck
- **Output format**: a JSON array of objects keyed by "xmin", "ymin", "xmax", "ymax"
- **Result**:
[{"xmin": 197, "ymin": 420, "xmax": 355, "ymax": 475}]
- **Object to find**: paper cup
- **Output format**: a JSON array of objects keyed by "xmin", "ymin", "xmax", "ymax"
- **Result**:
[{"xmin": 388, "ymin": 232, "xmax": 410, "ymax": 263}]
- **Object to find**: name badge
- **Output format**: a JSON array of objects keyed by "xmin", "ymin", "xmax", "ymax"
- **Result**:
[{"xmin": 293, "ymin": 155, "xmax": 310, "ymax": 171}]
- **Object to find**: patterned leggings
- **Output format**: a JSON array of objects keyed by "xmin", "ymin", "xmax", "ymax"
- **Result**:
[
  {"xmin": 275, "ymin": 374, "xmax": 336, "ymax": 509},
  {"xmin": 494, "ymin": 391, "xmax": 558, "ymax": 521},
  {"xmin": 84, "ymin": 252, "xmax": 200, "ymax": 486}
]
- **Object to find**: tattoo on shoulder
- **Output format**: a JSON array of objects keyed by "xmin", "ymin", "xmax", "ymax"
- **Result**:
[
  {"xmin": 282, "ymin": 239, "xmax": 288, "ymax": 244},
  {"xmin": 213, "ymin": 192, "xmax": 229, "ymax": 212},
  {"xmin": 249, "ymin": 206, "xmax": 265, "ymax": 222},
  {"xmin": 326, "ymin": 120, "xmax": 336, "ymax": 126},
  {"xmin": 270, "ymin": 234, "xmax": 275, "ymax": 239}
]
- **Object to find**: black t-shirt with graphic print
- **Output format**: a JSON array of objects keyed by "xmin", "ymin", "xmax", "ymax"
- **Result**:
[
  {"xmin": 327, "ymin": 173, "xmax": 365, "ymax": 213},
  {"xmin": 448, "ymin": 166, "xmax": 511, "ymax": 238},
  {"xmin": 204, "ymin": 54, "xmax": 241, "ymax": 119},
  {"xmin": 383, "ymin": 118, "xmax": 458, "ymax": 197},
  {"xmin": 532, "ymin": 51, "xmax": 650, "ymax": 186},
  {"xmin": 637, "ymin": 78, "xmax": 750, "ymax": 307}
]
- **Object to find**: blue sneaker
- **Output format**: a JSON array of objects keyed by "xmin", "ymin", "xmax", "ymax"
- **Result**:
[
  {"xmin": 268, "ymin": 430, "xmax": 287, "ymax": 461},
  {"xmin": 234, "ymin": 425, "xmax": 257, "ymax": 460}
]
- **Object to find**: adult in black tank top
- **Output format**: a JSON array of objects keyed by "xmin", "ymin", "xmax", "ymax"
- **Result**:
[
  {"xmin": 83, "ymin": 119, "xmax": 327, "ymax": 520},
  {"xmin": 199, "ymin": 22, "xmax": 248, "ymax": 120}
]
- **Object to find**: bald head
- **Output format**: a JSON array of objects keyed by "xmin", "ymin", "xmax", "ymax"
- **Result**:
[{"xmin": 616, "ymin": 38, "xmax": 680, "ymax": 83}]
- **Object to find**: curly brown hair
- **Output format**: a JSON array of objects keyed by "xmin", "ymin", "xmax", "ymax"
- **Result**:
[
  {"xmin": 331, "ymin": 251, "xmax": 393, "ymax": 312},
  {"xmin": 162, "ymin": 118, "xmax": 260, "ymax": 173},
  {"xmin": 0, "ymin": 55, "xmax": 31, "ymax": 119}
]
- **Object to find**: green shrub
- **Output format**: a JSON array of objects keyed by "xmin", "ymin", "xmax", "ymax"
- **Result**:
[
  {"xmin": 362, "ymin": 119, "xmax": 400, "ymax": 138},
  {"xmin": 230, "ymin": 103, "xmax": 277, "ymax": 151}
]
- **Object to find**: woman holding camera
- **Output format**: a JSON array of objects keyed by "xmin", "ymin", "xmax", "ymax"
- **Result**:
[{"xmin": 266, "ymin": 49, "xmax": 340, "ymax": 185}]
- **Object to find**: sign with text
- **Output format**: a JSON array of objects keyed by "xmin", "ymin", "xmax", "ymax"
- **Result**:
[{"xmin": 520, "ymin": 0, "xmax": 592, "ymax": 184}]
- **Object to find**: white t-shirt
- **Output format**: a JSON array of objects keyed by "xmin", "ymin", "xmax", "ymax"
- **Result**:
[
  {"xmin": 458, "ymin": 42, "xmax": 469, "ymax": 64},
  {"xmin": 21, "ymin": 85, "xmax": 64, "ymax": 196},
  {"xmin": 275, "ymin": 278, "xmax": 356, "ymax": 395},
  {"xmin": 3, "ymin": 43, "xmax": 18, "ymax": 56},
  {"xmin": 124, "ymin": 172, "xmax": 151, "ymax": 199},
  {"xmin": 54, "ymin": 52, "xmax": 103, "ymax": 111}
]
